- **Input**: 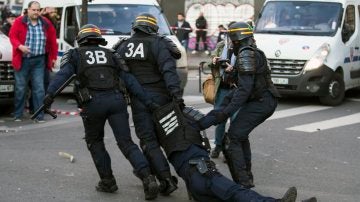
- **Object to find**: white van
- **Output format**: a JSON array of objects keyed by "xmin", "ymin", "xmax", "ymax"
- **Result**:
[
  {"xmin": 0, "ymin": 31, "xmax": 14, "ymax": 108},
  {"xmin": 254, "ymin": 0, "xmax": 360, "ymax": 105},
  {"xmin": 22, "ymin": 0, "xmax": 188, "ymax": 90}
]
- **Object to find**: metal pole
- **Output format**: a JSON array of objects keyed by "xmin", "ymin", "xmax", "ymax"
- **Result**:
[
  {"xmin": 199, "ymin": 62, "xmax": 202, "ymax": 93},
  {"xmin": 81, "ymin": 0, "xmax": 88, "ymax": 26}
]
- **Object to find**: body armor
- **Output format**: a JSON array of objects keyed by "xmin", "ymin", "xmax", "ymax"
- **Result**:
[
  {"xmin": 119, "ymin": 35, "xmax": 166, "ymax": 89},
  {"xmin": 236, "ymin": 46, "xmax": 280, "ymax": 100},
  {"xmin": 153, "ymin": 102, "xmax": 209, "ymax": 156},
  {"xmin": 77, "ymin": 46, "xmax": 120, "ymax": 90}
]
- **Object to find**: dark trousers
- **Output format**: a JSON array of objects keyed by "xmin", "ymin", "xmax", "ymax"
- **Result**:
[
  {"xmin": 227, "ymin": 91, "xmax": 278, "ymax": 182},
  {"xmin": 130, "ymin": 91, "xmax": 172, "ymax": 179},
  {"xmin": 169, "ymin": 145, "xmax": 276, "ymax": 202},
  {"xmin": 195, "ymin": 30, "xmax": 208, "ymax": 51},
  {"xmin": 81, "ymin": 91, "xmax": 150, "ymax": 179}
]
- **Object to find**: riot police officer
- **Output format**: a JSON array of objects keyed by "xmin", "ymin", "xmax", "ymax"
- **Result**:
[
  {"xmin": 197, "ymin": 21, "xmax": 281, "ymax": 189},
  {"xmin": 44, "ymin": 24, "xmax": 159, "ymax": 200},
  {"xmin": 114, "ymin": 13, "xmax": 180, "ymax": 195}
]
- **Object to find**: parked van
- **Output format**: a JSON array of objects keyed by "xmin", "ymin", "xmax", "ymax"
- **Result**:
[
  {"xmin": 22, "ymin": 0, "xmax": 188, "ymax": 90},
  {"xmin": 254, "ymin": 0, "xmax": 360, "ymax": 105}
]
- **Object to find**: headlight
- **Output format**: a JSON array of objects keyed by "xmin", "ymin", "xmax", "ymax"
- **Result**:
[{"xmin": 304, "ymin": 43, "xmax": 330, "ymax": 72}]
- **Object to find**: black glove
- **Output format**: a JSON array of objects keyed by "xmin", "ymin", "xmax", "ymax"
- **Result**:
[
  {"xmin": 149, "ymin": 102, "xmax": 161, "ymax": 112},
  {"xmin": 174, "ymin": 97, "xmax": 185, "ymax": 111},
  {"xmin": 43, "ymin": 94, "xmax": 54, "ymax": 107},
  {"xmin": 215, "ymin": 111, "xmax": 228, "ymax": 123}
]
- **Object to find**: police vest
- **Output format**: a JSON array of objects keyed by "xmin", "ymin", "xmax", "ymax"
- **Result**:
[
  {"xmin": 120, "ymin": 35, "xmax": 166, "ymax": 89},
  {"xmin": 237, "ymin": 46, "xmax": 280, "ymax": 100},
  {"xmin": 77, "ymin": 46, "xmax": 120, "ymax": 90},
  {"xmin": 153, "ymin": 102, "xmax": 208, "ymax": 157}
]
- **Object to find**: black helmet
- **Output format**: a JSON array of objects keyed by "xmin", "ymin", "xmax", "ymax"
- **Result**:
[
  {"xmin": 76, "ymin": 24, "xmax": 107, "ymax": 46},
  {"xmin": 228, "ymin": 21, "xmax": 253, "ymax": 42},
  {"xmin": 132, "ymin": 13, "xmax": 159, "ymax": 34}
]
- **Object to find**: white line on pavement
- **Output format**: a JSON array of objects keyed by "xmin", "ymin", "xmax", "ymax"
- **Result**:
[
  {"xmin": 268, "ymin": 105, "xmax": 332, "ymax": 120},
  {"xmin": 286, "ymin": 112, "xmax": 360, "ymax": 133}
]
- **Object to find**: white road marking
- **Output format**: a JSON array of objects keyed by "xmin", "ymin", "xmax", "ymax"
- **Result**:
[
  {"xmin": 268, "ymin": 105, "xmax": 332, "ymax": 120},
  {"xmin": 287, "ymin": 112, "xmax": 360, "ymax": 133},
  {"xmin": 347, "ymin": 98, "xmax": 360, "ymax": 102}
]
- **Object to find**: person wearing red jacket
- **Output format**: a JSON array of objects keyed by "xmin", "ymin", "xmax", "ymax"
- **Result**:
[{"xmin": 9, "ymin": 1, "xmax": 57, "ymax": 122}]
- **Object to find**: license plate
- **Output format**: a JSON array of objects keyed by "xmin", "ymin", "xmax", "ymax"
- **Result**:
[
  {"xmin": 0, "ymin": 84, "xmax": 14, "ymax": 92},
  {"xmin": 271, "ymin": 78, "xmax": 289, "ymax": 85}
]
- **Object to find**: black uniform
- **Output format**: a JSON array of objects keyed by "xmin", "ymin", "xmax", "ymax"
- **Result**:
[
  {"xmin": 198, "ymin": 41, "xmax": 281, "ymax": 188},
  {"xmin": 114, "ymin": 30, "xmax": 181, "ymax": 194},
  {"xmin": 46, "ymin": 45, "xmax": 158, "ymax": 198}
]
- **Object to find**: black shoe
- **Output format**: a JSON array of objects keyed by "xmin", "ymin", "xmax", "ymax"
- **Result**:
[
  {"xmin": 95, "ymin": 177, "xmax": 118, "ymax": 193},
  {"xmin": 159, "ymin": 176, "xmax": 178, "ymax": 196},
  {"xmin": 302, "ymin": 197, "xmax": 317, "ymax": 202},
  {"xmin": 279, "ymin": 187, "xmax": 297, "ymax": 202},
  {"xmin": 143, "ymin": 175, "xmax": 159, "ymax": 200},
  {"xmin": 210, "ymin": 146, "xmax": 221, "ymax": 158}
]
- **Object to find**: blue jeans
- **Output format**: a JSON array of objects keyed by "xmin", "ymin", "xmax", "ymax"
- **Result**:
[
  {"xmin": 214, "ymin": 88, "xmax": 234, "ymax": 147},
  {"xmin": 181, "ymin": 39, "xmax": 189, "ymax": 51},
  {"xmin": 14, "ymin": 56, "xmax": 45, "ymax": 120}
]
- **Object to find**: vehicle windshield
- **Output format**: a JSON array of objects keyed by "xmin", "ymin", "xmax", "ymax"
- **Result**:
[
  {"xmin": 255, "ymin": 1, "xmax": 342, "ymax": 36},
  {"xmin": 87, "ymin": 4, "xmax": 171, "ymax": 35}
]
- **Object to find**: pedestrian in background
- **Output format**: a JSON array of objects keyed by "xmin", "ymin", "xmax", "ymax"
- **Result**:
[
  {"xmin": 207, "ymin": 21, "xmax": 237, "ymax": 160},
  {"xmin": 192, "ymin": 12, "xmax": 209, "ymax": 55},
  {"xmin": 216, "ymin": 24, "xmax": 227, "ymax": 43},
  {"xmin": 1, "ymin": 12, "xmax": 17, "ymax": 36},
  {"xmin": 9, "ymin": 1, "xmax": 57, "ymax": 122},
  {"xmin": 173, "ymin": 12, "xmax": 192, "ymax": 51}
]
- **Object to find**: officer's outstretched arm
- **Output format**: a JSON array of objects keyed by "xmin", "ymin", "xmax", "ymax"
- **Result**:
[
  {"xmin": 119, "ymin": 70, "xmax": 152, "ymax": 107},
  {"xmin": 222, "ymin": 49, "xmax": 255, "ymax": 115},
  {"xmin": 155, "ymin": 39, "xmax": 182, "ymax": 99}
]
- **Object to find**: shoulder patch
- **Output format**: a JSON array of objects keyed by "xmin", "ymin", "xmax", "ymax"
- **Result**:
[{"xmin": 112, "ymin": 37, "xmax": 128, "ymax": 50}]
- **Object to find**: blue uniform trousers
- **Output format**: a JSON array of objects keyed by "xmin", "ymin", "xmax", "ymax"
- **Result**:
[
  {"xmin": 130, "ymin": 91, "xmax": 172, "ymax": 179},
  {"xmin": 169, "ymin": 145, "xmax": 276, "ymax": 202},
  {"xmin": 81, "ymin": 91, "xmax": 150, "ymax": 179},
  {"xmin": 227, "ymin": 91, "xmax": 277, "ymax": 182}
]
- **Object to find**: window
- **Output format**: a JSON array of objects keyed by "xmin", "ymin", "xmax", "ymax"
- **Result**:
[
  {"xmin": 342, "ymin": 5, "xmax": 355, "ymax": 43},
  {"xmin": 64, "ymin": 6, "xmax": 79, "ymax": 46}
]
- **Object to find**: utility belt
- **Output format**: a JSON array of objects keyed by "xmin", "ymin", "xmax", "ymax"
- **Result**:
[
  {"xmin": 188, "ymin": 157, "xmax": 218, "ymax": 177},
  {"xmin": 76, "ymin": 87, "xmax": 127, "ymax": 106}
]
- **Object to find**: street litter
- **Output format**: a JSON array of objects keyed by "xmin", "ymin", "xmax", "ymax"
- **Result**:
[{"xmin": 58, "ymin": 152, "xmax": 74, "ymax": 163}]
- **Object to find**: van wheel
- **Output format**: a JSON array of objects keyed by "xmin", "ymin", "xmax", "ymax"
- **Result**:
[{"xmin": 319, "ymin": 72, "xmax": 345, "ymax": 106}]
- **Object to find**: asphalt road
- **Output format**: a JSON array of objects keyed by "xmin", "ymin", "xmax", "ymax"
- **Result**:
[{"xmin": 0, "ymin": 70, "xmax": 359, "ymax": 202}]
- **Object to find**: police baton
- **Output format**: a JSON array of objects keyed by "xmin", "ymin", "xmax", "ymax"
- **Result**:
[{"xmin": 31, "ymin": 74, "xmax": 77, "ymax": 120}]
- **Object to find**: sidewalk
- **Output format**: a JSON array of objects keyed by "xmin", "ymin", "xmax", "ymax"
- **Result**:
[{"xmin": 186, "ymin": 51, "xmax": 211, "ymax": 70}]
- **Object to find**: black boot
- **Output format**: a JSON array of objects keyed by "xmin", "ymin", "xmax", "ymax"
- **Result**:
[
  {"xmin": 95, "ymin": 177, "xmax": 118, "ymax": 193},
  {"xmin": 245, "ymin": 162, "xmax": 255, "ymax": 188},
  {"xmin": 277, "ymin": 187, "xmax": 297, "ymax": 202},
  {"xmin": 142, "ymin": 175, "xmax": 159, "ymax": 200},
  {"xmin": 159, "ymin": 176, "xmax": 178, "ymax": 196},
  {"xmin": 210, "ymin": 145, "xmax": 222, "ymax": 158},
  {"xmin": 302, "ymin": 197, "xmax": 317, "ymax": 202}
]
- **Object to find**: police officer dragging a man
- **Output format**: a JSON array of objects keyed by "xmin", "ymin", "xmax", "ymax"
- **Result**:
[
  {"xmin": 113, "ymin": 13, "xmax": 181, "ymax": 196},
  {"xmin": 42, "ymin": 24, "xmax": 160, "ymax": 200},
  {"xmin": 195, "ymin": 21, "xmax": 281, "ymax": 189}
]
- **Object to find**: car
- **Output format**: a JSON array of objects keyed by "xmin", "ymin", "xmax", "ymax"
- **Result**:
[{"xmin": 0, "ymin": 31, "xmax": 15, "ymax": 113}]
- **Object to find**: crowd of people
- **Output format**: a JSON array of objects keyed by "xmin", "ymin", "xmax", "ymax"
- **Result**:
[{"xmin": 3, "ymin": 1, "xmax": 317, "ymax": 201}]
